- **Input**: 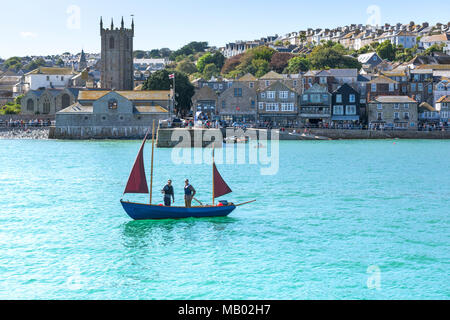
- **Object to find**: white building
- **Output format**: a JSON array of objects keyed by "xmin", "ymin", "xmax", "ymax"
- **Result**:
[
  {"xmin": 419, "ymin": 33, "xmax": 450, "ymax": 54},
  {"xmin": 24, "ymin": 67, "xmax": 77, "ymax": 91},
  {"xmin": 377, "ymin": 31, "xmax": 417, "ymax": 49}
]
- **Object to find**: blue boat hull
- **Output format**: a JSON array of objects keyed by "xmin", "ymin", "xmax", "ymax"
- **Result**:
[{"xmin": 120, "ymin": 200, "xmax": 237, "ymax": 220}]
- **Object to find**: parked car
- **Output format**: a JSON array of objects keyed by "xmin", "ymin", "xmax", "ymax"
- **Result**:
[{"xmin": 171, "ymin": 118, "xmax": 183, "ymax": 128}]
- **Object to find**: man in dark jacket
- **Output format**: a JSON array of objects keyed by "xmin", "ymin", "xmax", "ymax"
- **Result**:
[
  {"xmin": 184, "ymin": 179, "xmax": 196, "ymax": 208},
  {"xmin": 162, "ymin": 180, "xmax": 175, "ymax": 206}
]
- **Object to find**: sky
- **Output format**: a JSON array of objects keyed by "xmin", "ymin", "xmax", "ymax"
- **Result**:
[{"xmin": 1, "ymin": 0, "xmax": 449, "ymax": 59}]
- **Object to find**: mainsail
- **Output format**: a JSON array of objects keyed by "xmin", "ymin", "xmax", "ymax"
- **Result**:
[
  {"xmin": 124, "ymin": 132, "xmax": 149, "ymax": 194},
  {"xmin": 213, "ymin": 162, "xmax": 232, "ymax": 199}
]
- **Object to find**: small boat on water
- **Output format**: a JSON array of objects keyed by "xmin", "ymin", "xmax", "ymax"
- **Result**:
[{"xmin": 121, "ymin": 122, "xmax": 255, "ymax": 220}]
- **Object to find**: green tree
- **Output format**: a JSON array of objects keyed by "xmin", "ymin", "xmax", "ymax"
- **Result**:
[
  {"xmin": 170, "ymin": 41, "xmax": 208, "ymax": 61},
  {"xmin": 24, "ymin": 58, "xmax": 45, "ymax": 72},
  {"xmin": 3, "ymin": 57, "xmax": 22, "ymax": 72},
  {"xmin": 309, "ymin": 45, "xmax": 361, "ymax": 69},
  {"xmin": 176, "ymin": 60, "xmax": 197, "ymax": 75},
  {"xmin": 376, "ymin": 40, "xmax": 396, "ymax": 61},
  {"xmin": 197, "ymin": 51, "xmax": 225, "ymax": 73},
  {"xmin": 424, "ymin": 43, "xmax": 444, "ymax": 55},
  {"xmin": 285, "ymin": 56, "xmax": 311, "ymax": 73},
  {"xmin": 142, "ymin": 69, "xmax": 194, "ymax": 116},
  {"xmin": 251, "ymin": 59, "xmax": 270, "ymax": 77},
  {"xmin": 202, "ymin": 63, "xmax": 219, "ymax": 80}
]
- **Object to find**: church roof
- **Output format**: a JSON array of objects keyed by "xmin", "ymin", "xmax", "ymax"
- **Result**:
[{"xmin": 78, "ymin": 90, "xmax": 171, "ymax": 101}]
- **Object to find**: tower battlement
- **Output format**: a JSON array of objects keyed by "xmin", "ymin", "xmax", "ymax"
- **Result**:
[{"xmin": 100, "ymin": 17, "xmax": 134, "ymax": 91}]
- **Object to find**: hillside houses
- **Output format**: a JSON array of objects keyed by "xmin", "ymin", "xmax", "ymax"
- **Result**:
[{"xmin": 191, "ymin": 62, "xmax": 450, "ymax": 129}]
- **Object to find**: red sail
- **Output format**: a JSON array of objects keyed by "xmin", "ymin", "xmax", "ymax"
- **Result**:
[
  {"xmin": 124, "ymin": 134, "xmax": 149, "ymax": 194},
  {"xmin": 213, "ymin": 162, "xmax": 232, "ymax": 199}
]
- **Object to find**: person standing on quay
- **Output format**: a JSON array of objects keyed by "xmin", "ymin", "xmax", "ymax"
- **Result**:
[{"xmin": 184, "ymin": 179, "xmax": 196, "ymax": 208}]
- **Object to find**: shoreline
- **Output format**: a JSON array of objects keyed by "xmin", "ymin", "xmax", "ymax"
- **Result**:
[{"xmin": 2, "ymin": 127, "xmax": 450, "ymax": 141}]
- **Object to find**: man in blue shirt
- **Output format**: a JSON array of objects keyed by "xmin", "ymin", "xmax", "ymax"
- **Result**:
[{"xmin": 184, "ymin": 179, "xmax": 196, "ymax": 208}]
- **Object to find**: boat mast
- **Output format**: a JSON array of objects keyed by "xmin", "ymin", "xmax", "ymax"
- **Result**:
[
  {"xmin": 150, "ymin": 120, "xmax": 156, "ymax": 204},
  {"xmin": 212, "ymin": 145, "xmax": 215, "ymax": 206}
]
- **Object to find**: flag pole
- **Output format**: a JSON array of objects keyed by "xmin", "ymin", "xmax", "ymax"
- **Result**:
[
  {"xmin": 150, "ymin": 120, "xmax": 156, "ymax": 205},
  {"xmin": 212, "ymin": 145, "xmax": 215, "ymax": 206}
]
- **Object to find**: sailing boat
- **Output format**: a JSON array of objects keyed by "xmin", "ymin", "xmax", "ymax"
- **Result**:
[{"xmin": 120, "ymin": 122, "xmax": 255, "ymax": 220}]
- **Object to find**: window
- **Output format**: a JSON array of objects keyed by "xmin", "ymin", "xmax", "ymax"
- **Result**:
[
  {"xmin": 251, "ymin": 100, "xmax": 255, "ymax": 108},
  {"xmin": 404, "ymin": 112, "xmax": 410, "ymax": 120},
  {"xmin": 281, "ymin": 103, "xmax": 294, "ymax": 111},
  {"xmin": 389, "ymin": 83, "xmax": 394, "ymax": 92},
  {"xmin": 266, "ymin": 103, "xmax": 279, "ymax": 112},
  {"xmin": 249, "ymin": 82, "xmax": 254, "ymax": 88},
  {"xmin": 394, "ymin": 112, "xmax": 400, "ymax": 120},
  {"xmin": 259, "ymin": 102, "xmax": 264, "ymax": 110},
  {"xmin": 43, "ymin": 100, "xmax": 50, "ymax": 114},
  {"xmin": 265, "ymin": 80, "xmax": 270, "ymax": 86},
  {"xmin": 261, "ymin": 92, "xmax": 266, "ymax": 99},
  {"xmin": 108, "ymin": 99, "xmax": 118, "ymax": 109},
  {"xmin": 394, "ymin": 103, "xmax": 399, "ymax": 109},
  {"xmin": 377, "ymin": 112, "xmax": 383, "ymax": 120},
  {"xmin": 302, "ymin": 94, "xmax": 308, "ymax": 101},
  {"xmin": 411, "ymin": 83, "xmax": 416, "ymax": 92},
  {"xmin": 320, "ymin": 77, "xmax": 327, "ymax": 84},
  {"xmin": 222, "ymin": 101, "xmax": 226, "ymax": 108},
  {"xmin": 311, "ymin": 94, "xmax": 320, "ymax": 103},
  {"xmin": 293, "ymin": 80, "xmax": 297, "ymax": 86},
  {"xmin": 267, "ymin": 91, "xmax": 275, "ymax": 99},
  {"xmin": 333, "ymin": 105, "xmax": 344, "ymax": 115},
  {"xmin": 233, "ymin": 88, "xmax": 242, "ymax": 97},
  {"xmin": 290, "ymin": 92, "xmax": 295, "ymax": 98},
  {"xmin": 377, "ymin": 104, "xmax": 383, "ymax": 110},
  {"xmin": 109, "ymin": 37, "xmax": 115, "ymax": 49},
  {"xmin": 336, "ymin": 94, "xmax": 342, "ymax": 103},
  {"xmin": 418, "ymin": 83, "xmax": 423, "ymax": 91},
  {"xmin": 279, "ymin": 91, "xmax": 288, "ymax": 99},
  {"xmin": 404, "ymin": 103, "xmax": 409, "ymax": 109},
  {"xmin": 26, "ymin": 99, "xmax": 34, "ymax": 111},
  {"xmin": 46, "ymin": 76, "xmax": 50, "ymax": 81},
  {"xmin": 349, "ymin": 94, "xmax": 355, "ymax": 103},
  {"xmin": 61, "ymin": 76, "xmax": 64, "ymax": 81},
  {"xmin": 346, "ymin": 105, "xmax": 356, "ymax": 115},
  {"xmin": 371, "ymin": 83, "xmax": 377, "ymax": 92},
  {"xmin": 322, "ymin": 94, "xmax": 328, "ymax": 102}
]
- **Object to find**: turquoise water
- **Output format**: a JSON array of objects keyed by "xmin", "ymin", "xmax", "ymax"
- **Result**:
[{"xmin": 0, "ymin": 139, "xmax": 449, "ymax": 300}]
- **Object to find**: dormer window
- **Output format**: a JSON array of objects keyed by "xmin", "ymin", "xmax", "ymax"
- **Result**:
[{"xmin": 108, "ymin": 98, "xmax": 118, "ymax": 110}]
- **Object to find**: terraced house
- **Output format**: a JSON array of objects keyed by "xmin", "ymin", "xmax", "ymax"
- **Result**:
[
  {"xmin": 331, "ymin": 84, "xmax": 361, "ymax": 125},
  {"xmin": 257, "ymin": 81, "xmax": 299, "ymax": 126},
  {"xmin": 217, "ymin": 81, "xmax": 257, "ymax": 123},
  {"xmin": 299, "ymin": 84, "xmax": 332, "ymax": 125},
  {"xmin": 368, "ymin": 96, "xmax": 418, "ymax": 129}
]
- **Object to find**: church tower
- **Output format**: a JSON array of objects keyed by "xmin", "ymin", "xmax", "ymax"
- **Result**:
[{"xmin": 100, "ymin": 17, "xmax": 134, "ymax": 90}]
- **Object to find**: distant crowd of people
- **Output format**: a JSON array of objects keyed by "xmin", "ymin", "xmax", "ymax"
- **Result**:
[{"xmin": 0, "ymin": 118, "xmax": 53, "ymax": 128}]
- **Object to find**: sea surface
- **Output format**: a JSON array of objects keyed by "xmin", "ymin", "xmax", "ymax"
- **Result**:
[{"xmin": 0, "ymin": 139, "xmax": 449, "ymax": 300}]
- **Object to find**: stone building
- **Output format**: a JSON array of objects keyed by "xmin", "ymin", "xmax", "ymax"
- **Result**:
[
  {"xmin": 191, "ymin": 86, "xmax": 218, "ymax": 119},
  {"xmin": 100, "ymin": 17, "xmax": 134, "ymax": 90},
  {"xmin": 257, "ymin": 81, "xmax": 299, "ymax": 126},
  {"xmin": 54, "ymin": 90, "xmax": 170, "ymax": 139},
  {"xmin": 368, "ymin": 96, "xmax": 418, "ymax": 129},
  {"xmin": 21, "ymin": 88, "xmax": 78, "ymax": 115},
  {"xmin": 217, "ymin": 82, "xmax": 257, "ymax": 123}
]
